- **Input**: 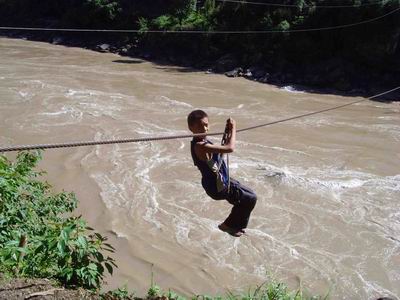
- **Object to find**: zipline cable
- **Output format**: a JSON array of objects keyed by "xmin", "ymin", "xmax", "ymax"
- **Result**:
[
  {"xmin": 0, "ymin": 86, "xmax": 398, "ymax": 153},
  {"xmin": 0, "ymin": 6, "xmax": 399, "ymax": 34},
  {"xmin": 216, "ymin": 0, "xmax": 387, "ymax": 8},
  {"xmin": 237, "ymin": 87, "xmax": 400, "ymax": 133}
]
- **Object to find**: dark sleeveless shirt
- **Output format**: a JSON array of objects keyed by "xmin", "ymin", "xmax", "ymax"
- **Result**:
[{"xmin": 190, "ymin": 139, "xmax": 229, "ymax": 198}]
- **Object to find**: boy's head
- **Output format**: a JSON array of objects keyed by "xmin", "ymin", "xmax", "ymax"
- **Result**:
[{"xmin": 187, "ymin": 110, "xmax": 209, "ymax": 134}]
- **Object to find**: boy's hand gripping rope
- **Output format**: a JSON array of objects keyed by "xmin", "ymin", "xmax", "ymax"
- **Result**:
[
  {"xmin": 218, "ymin": 120, "xmax": 231, "ymax": 192},
  {"xmin": 0, "ymin": 86, "xmax": 399, "ymax": 153}
]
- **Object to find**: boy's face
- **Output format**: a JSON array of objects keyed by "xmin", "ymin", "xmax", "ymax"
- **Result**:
[{"xmin": 190, "ymin": 117, "xmax": 209, "ymax": 134}]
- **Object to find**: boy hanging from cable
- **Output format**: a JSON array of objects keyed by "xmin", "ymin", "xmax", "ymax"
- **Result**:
[{"xmin": 187, "ymin": 110, "xmax": 257, "ymax": 237}]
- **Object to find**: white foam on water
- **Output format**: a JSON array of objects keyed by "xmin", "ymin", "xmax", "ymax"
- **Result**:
[
  {"xmin": 208, "ymin": 106, "xmax": 256, "ymax": 118},
  {"xmin": 20, "ymin": 79, "xmax": 46, "ymax": 88},
  {"xmin": 40, "ymin": 111, "xmax": 67, "ymax": 116},
  {"xmin": 293, "ymin": 116, "xmax": 334, "ymax": 127},
  {"xmin": 265, "ymin": 165, "xmax": 367, "ymax": 192},
  {"xmin": 132, "ymin": 120, "xmax": 185, "ymax": 137},
  {"xmin": 63, "ymin": 87, "xmax": 138, "ymax": 104},
  {"xmin": 13, "ymin": 87, "xmax": 36, "ymax": 102},
  {"xmin": 158, "ymin": 95, "xmax": 193, "ymax": 108},
  {"xmin": 18, "ymin": 91, "xmax": 30, "ymax": 98},
  {"xmin": 229, "ymin": 162, "xmax": 238, "ymax": 169},
  {"xmin": 281, "ymin": 85, "xmax": 305, "ymax": 93},
  {"xmin": 39, "ymin": 105, "xmax": 83, "ymax": 123},
  {"xmin": 290, "ymin": 248, "xmax": 300, "ymax": 258},
  {"xmin": 92, "ymin": 172, "xmax": 124, "ymax": 209},
  {"xmin": 372, "ymin": 124, "xmax": 400, "ymax": 141},
  {"xmin": 81, "ymin": 131, "xmax": 171, "ymax": 231},
  {"xmin": 237, "ymin": 140, "xmax": 311, "ymax": 157},
  {"xmin": 354, "ymin": 270, "xmax": 399, "ymax": 300},
  {"xmin": 253, "ymin": 265, "xmax": 267, "ymax": 277},
  {"xmin": 364, "ymin": 174, "xmax": 400, "ymax": 192},
  {"xmin": 333, "ymin": 120, "xmax": 400, "ymax": 138},
  {"xmin": 378, "ymin": 116, "xmax": 399, "ymax": 121},
  {"xmin": 138, "ymin": 77, "xmax": 229, "ymax": 94},
  {"xmin": 131, "ymin": 150, "xmax": 163, "ymax": 228},
  {"xmin": 256, "ymin": 163, "xmax": 400, "ymax": 230},
  {"xmin": 66, "ymin": 89, "xmax": 95, "ymax": 97},
  {"xmin": 78, "ymin": 101, "xmax": 122, "ymax": 118},
  {"xmin": 174, "ymin": 218, "xmax": 191, "ymax": 244},
  {"xmin": 248, "ymin": 229, "xmax": 332, "ymax": 279}
]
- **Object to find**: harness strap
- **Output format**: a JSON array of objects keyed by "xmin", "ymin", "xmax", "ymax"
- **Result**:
[{"xmin": 218, "ymin": 123, "xmax": 231, "ymax": 192}]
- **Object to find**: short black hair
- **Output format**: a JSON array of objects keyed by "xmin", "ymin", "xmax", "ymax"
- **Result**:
[{"xmin": 187, "ymin": 110, "xmax": 208, "ymax": 128}]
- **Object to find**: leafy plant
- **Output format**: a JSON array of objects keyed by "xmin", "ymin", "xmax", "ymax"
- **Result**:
[
  {"xmin": 147, "ymin": 284, "xmax": 162, "ymax": 298},
  {"xmin": 147, "ymin": 264, "xmax": 162, "ymax": 298},
  {"xmin": 0, "ymin": 151, "xmax": 116, "ymax": 290},
  {"xmin": 101, "ymin": 285, "xmax": 135, "ymax": 299}
]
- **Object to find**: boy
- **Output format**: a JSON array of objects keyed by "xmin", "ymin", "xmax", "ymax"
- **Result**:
[{"xmin": 187, "ymin": 110, "xmax": 257, "ymax": 237}]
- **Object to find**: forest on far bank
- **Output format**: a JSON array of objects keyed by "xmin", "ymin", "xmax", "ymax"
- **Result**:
[{"xmin": 1, "ymin": 0, "xmax": 399, "ymax": 91}]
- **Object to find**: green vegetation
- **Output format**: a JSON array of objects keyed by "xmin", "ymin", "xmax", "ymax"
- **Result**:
[
  {"xmin": 0, "ymin": 0, "xmax": 398, "ymax": 76},
  {"xmin": 101, "ymin": 280, "xmax": 326, "ymax": 300},
  {"xmin": 101, "ymin": 285, "xmax": 135, "ymax": 299},
  {"xmin": 0, "ymin": 151, "xmax": 325, "ymax": 298},
  {"xmin": 0, "ymin": 0, "xmax": 399, "ymax": 91},
  {"xmin": 0, "ymin": 151, "xmax": 116, "ymax": 290}
]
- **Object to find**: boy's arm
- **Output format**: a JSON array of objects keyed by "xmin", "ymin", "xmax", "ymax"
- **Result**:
[{"xmin": 197, "ymin": 118, "xmax": 236, "ymax": 156}]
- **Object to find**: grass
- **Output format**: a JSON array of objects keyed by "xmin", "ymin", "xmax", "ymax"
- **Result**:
[{"xmin": 101, "ymin": 279, "xmax": 327, "ymax": 300}]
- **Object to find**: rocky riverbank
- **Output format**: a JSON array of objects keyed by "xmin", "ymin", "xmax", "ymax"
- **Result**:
[{"xmin": 1, "ymin": 31, "xmax": 399, "ymax": 102}]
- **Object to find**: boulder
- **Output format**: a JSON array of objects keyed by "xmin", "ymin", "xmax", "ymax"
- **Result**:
[
  {"xmin": 248, "ymin": 66, "xmax": 266, "ymax": 79},
  {"xmin": 119, "ymin": 48, "xmax": 129, "ymax": 55},
  {"xmin": 225, "ymin": 67, "xmax": 243, "ymax": 77},
  {"xmin": 243, "ymin": 69, "xmax": 252, "ymax": 78},
  {"xmin": 97, "ymin": 43, "xmax": 110, "ymax": 52}
]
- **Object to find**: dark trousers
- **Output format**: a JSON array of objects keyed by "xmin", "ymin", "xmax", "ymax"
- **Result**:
[{"xmin": 217, "ymin": 178, "xmax": 257, "ymax": 230}]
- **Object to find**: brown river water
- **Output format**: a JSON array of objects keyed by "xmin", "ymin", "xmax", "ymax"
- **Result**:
[{"xmin": 1, "ymin": 37, "xmax": 399, "ymax": 299}]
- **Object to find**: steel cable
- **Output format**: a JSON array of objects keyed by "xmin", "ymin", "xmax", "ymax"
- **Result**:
[{"xmin": 0, "ymin": 86, "xmax": 398, "ymax": 153}]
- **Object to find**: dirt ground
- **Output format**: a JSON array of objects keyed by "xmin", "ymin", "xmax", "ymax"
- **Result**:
[{"xmin": 0, "ymin": 275, "xmax": 96, "ymax": 300}]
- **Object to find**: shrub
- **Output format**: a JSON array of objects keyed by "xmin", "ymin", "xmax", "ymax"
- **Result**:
[{"xmin": 0, "ymin": 151, "xmax": 116, "ymax": 290}]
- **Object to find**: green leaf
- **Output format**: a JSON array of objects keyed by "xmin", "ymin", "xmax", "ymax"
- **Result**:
[
  {"xmin": 77, "ymin": 236, "xmax": 88, "ymax": 249},
  {"xmin": 104, "ymin": 262, "xmax": 113, "ymax": 275},
  {"xmin": 57, "ymin": 239, "xmax": 66, "ymax": 256}
]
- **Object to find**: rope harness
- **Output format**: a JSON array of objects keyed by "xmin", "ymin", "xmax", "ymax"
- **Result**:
[
  {"xmin": 218, "ymin": 122, "xmax": 231, "ymax": 193},
  {"xmin": 0, "ymin": 86, "xmax": 398, "ymax": 153}
]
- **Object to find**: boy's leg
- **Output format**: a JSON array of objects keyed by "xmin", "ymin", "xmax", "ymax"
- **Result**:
[{"xmin": 222, "ymin": 179, "xmax": 257, "ymax": 230}]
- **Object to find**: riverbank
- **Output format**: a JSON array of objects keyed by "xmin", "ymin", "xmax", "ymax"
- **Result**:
[
  {"xmin": 1, "ymin": 31, "xmax": 399, "ymax": 102},
  {"xmin": 0, "ymin": 275, "xmax": 95, "ymax": 300},
  {"xmin": 0, "ymin": 273, "xmax": 324, "ymax": 300}
]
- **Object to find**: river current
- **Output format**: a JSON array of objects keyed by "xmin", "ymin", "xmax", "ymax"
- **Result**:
[{"xmin": 1, "ymin": 37, "xmax": 399, "ymax": 299}]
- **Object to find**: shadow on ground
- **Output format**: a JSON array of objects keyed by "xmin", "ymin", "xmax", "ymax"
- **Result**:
[{"xmin": 113, "ymin": 59, "xmax": 143, "ymax": 64}]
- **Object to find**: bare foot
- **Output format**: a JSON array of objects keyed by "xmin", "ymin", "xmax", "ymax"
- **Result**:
[{"xmin": 218, "ymin": 223, "xmax": 244, "ymax": 237}]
